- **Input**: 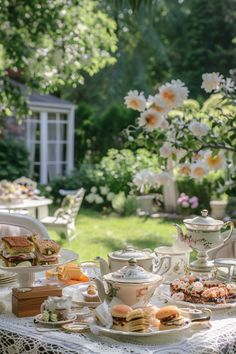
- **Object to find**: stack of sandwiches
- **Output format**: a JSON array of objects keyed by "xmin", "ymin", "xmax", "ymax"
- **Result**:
[
  {"xmin": 0, "ymin": 236, "xmax": 35, "ymax": 266},
  {"xmin": 0, "ymin": 235, "xmax": 61, "ymax": 267},
  {"xmin": 111, "ymin": 304, "xmax": 150, "ymax": 332},
  {"xmin": 31, "ymin": 235, "xmax": 60, "ymax": 265}
]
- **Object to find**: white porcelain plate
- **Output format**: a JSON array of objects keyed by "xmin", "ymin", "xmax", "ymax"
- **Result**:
[
  {"xmin": 94, "ymin": 319, "xmax": 191, "ymax": 338},
  {"xmin": 159, "ymin": 285, "xmax": 236, "ymax": 310},
  {"xmin": 34, "ymin": 313, "xmax": 77, "ymax": 325},
  {"xmin": 0, "ymin": 249, "xmax": 78, "ymax": 274}
]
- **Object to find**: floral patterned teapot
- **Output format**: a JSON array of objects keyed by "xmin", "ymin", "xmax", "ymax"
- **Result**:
[{"xmin": 175, "ymin": 209, "xmax": 234, "ymax": 272}]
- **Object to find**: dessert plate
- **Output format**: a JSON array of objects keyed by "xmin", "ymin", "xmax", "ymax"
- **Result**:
[
  {"xmin": 63, "ymin": 283, "xmax": 101, "ymax": 308},
  {"xmin": 158, "ymin": 285, "xmax": 236, "ymax": 310},
  {"xmin": 34, "ymin": 313, "xmax": 77, "ymax": 325}
]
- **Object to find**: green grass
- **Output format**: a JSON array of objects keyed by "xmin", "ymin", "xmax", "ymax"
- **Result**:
[{"xmin": 49, "ymin": 208, "xmax": 181, "ymax": 262}]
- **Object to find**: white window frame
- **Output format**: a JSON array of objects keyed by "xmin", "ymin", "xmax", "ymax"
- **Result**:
[{"xmin": 26, "ymin": 105, "xmax": 75, "ymax": 184}]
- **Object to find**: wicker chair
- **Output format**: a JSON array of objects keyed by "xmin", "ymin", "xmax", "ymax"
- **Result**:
[{"xmin": 41, "ymin": 188, "xmax": 85, "ymax": 241}]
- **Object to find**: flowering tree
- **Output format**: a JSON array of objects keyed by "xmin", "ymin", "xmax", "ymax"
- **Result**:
[
  {"xmin": 124, "ymin": 73, "xmax": 236, "ymax": 198},
  {"xmin": 0, "ymin": 0, "xmax": 117, "ymax": 118}
]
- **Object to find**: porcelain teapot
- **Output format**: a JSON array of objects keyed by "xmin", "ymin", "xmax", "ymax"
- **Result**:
[
  {"xmin": 94, "ymin": 258, "xmax": 162, "ymax": 306},
  {"xmin": 95, "ymin": 245, "xmax": 171, "ymax": 276},
  {"xmin": 175, "ymin": 209, "xmax": 234, "ymax": 272}
]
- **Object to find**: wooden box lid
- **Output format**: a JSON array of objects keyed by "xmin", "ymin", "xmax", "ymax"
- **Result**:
[{"xmin": 12, "ymin": 285, "xmax": 62, "ymax": 299}]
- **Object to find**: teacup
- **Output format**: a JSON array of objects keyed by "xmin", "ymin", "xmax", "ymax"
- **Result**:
[
  {"xmin": 41, "ymin": 296, "xmax": 72, "ymax": 320},
  {"xmin": 154, "ymin": 246, "xmax": 191, "ymax": 281}
]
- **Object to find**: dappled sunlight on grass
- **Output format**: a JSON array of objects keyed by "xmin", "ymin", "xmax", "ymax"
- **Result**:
[{"xmin": 49, "ymin": 208, "xmax": 182, "ymax": 261}]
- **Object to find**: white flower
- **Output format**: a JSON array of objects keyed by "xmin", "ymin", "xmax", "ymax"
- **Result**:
[
  {"xmin": 90, "ymin": 186, "xmax": 97, "ymax": 193},
  {"xmin": 137, "ymin": 109, "xmax": 163, "ymax": 131},
  {"xmin": 189, "ymin": 121, "xmax": 209, "ymax": 137},
  {"xmin": 190, "ymin": 162, "xmax": 208, "ymax": 181},
  {"xmin": 156, "ymin": 171, "xmax": 172, "ymax": 185},
  {"xmin": 222, "ymin": 77, "xmax": 235, "ymax": 93},
  {"xmin": 45, "ymin": 186, "xmax": 52, "ymax": 192},
  {"xmin": 201, "ymin": 72, "xmax": 223, "ymax": 93},
  {"xmin": 85, "ymin": 193, "xmax": 96, "ymax": 203},
  {"xmin": 107, "ymin": 192, "xmax": 115, "ymax": 201},
  {"xmin": 99, "ymin": 186, "xmax": 109, "ymax": 195},
  {"xmin": 95, "ymin": 195, "xmax": 104, "ymax": 204},
  {"xmin": 179, "ymin": 163, "xmax": 191, "ymax": 176},
  {"xmin": 203, "ymin": 150, "xmax": 226, "ymax": 171},
  {"xmin": 160, "ymin": 142, "xmax": 172, "ymax": 158},
  {"xmin": 159, "ymin": 79, "xmax": 189, "ymax": 108},
  {"xmin": 133, "ymin": 169, "xmax": 159, "ymax": 193},
  {"xmin": 124, "ymin": 90, "xmax": 146, "ymax": 112},
  {"xmin": 147, "ymin": 95, "xmax": 170, "ymax": 116}
]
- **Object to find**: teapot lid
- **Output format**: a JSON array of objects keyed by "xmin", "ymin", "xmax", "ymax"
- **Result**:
[
  {"xmin": 184, "ymin": 209, "xmax": 223, "ymax": 227},
  {"xmin": 110, "ymin": 246, "xmax": 152, "ymax": 260},
  {"xmin": 104, "ymin": 258, "xmax": 160, "ymax": 283}
]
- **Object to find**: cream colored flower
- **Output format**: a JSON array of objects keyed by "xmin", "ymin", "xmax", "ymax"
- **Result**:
[
  {"xmin": 222, "ymin": 77, "xmax": 235, "ymax": 93},
  {"xmin": 95, "ymin": 195, "xmax": 104, "ymax": 204},
  {"xmin": 138, "ymin": 109, "xmax": 163, "ymax": 131},
  {"xmin": 99, "ymin": 186, "xmax": 109, "ymax": 195},
  {"xmin": 85, "ymin": 193, "xmax": 96, "ymax": 203},
  {"xmin": 147, "ymin": 95, "xmax": 170, "ymax": 116},
  {"xmin": 159, "ymin": 79, "xmax": 189, "ymax": 108},
  {"xmin": 189, "ymin": 121, "xmax": 209, "ymax": 137},
  {"xmin": 190, "ymin": 162, "xmax": 208, "ymax": 181},
  {"xmin": 107, "ymin": 192, "xmax": 115, "ymax": 201},
  {"xmin": 203, "ymin": 151, "xmax": 226, "ymax": 171},
  {"xmin": 124, "ymin": 90, "xmax": 146, "ymax": 112},
  {"xmin": 179, "ymin": 163, "xmax": 191, "ymax": 176},
  {"xmin": 201, "ymin": 72, "xmax": 223, "ymax": 93},
  {"xmin": 160, "ymin": 142, "xmax": 172, "ymax": 158}
]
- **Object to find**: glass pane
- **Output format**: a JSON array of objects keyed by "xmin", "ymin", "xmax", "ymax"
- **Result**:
[
  {"xmin": 60, "ymin": 113, "xmax": 67, "ymax": 121},
  {"xmin": 48, "ymin": 113, "xmax": 57, "ymax": 121},
  {"xmin": 48, "ymin": 122, "xmax": 57, "ymax": 141},
  {"xmin": 59, "ymin": 123, "xmax": 67, "ymax": 141},
  {"xmin": 48, "ymin": 143, "xmax": 57, "ymax": 162}
]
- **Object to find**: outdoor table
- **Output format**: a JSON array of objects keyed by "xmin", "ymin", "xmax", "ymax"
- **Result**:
[
  {"xmin": 0, "ymin": 198, "xmax": 53, "ymax": 220},
  {"xmin": 0, "ymin": 285, "xmax": 235, "ymax": 354}
]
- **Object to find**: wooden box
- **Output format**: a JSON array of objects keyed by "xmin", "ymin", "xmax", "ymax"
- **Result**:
[{"xmin": 12, "ymin": 285, "xmax": 62, "ymax": 317}]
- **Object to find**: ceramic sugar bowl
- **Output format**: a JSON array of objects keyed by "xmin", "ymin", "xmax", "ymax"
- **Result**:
[{"xmin": 96, "ymin": 258, "xmax": 162, "ymax": 306}]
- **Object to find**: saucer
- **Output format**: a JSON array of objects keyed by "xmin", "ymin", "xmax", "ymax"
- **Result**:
[{"xmin": 34, "ymin": 313, "xmax": 77, "ymax": 325}]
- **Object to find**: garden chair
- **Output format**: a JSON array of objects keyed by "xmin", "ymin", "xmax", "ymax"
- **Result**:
[{"xmin": 41, "ymin": 188, "xmax": 85, "ymax": 242}]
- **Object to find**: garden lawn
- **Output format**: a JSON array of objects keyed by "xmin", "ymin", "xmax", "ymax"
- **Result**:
[{"xmin": 49, "ymin": 208, "xmax": 181, "ymax": 261}]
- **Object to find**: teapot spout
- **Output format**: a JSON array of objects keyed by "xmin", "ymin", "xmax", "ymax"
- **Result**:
[
  {"xmin": 175, "ymin": 224, "xmax": 184, "ymax": 240},
  {"xmin": 94, "ymin": 256, "xmax": 110, "ymax": 276}
]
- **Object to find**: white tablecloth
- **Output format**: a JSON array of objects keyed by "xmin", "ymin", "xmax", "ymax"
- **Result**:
[{"xmin": 0, "ymin": 286, "xmax": 235, "ymax": 354}]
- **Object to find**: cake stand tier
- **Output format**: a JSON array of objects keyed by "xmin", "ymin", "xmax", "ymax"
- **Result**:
[{"xmin": 0, "ymin": 249, "xmax": 78, "ymax": 288}]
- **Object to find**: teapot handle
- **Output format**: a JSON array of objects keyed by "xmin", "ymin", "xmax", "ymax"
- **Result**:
[
  {"xmin": 154, "ymin": 255, "xmax": 171, "ymax": 276},
  {"xmin": 222, "ymin": 221, "xmax": 234, "ymax": 244}
]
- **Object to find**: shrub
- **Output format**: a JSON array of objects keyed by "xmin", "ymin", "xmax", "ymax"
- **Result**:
[{"xmin": 0, "ymin": 139, "xmax": 30, "ymax": 180}]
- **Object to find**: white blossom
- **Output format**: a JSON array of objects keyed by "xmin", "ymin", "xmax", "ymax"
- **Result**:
[
  {"xmin": 160, "ymin": 142, "xmax": 173, "ymax": 158},
  {"xmin": 190, "ymin": 162, "xmax": 208, "ymax": 181},
  {"xmin": 156, "ymin": 171, "xmax": 172, "ymax": 185},
  {"xmin": 137, "ymin": 109, "xmax": 163, "ymax": 132},
  {"xmin": 189, "ymin": 121, "xmax": 209, "ymax": 137},
  {"xmin": 85, "ymin": 193, "xmax": 96, "ymax": 203},
  {"xmin": 159, "ymin": 79, "xmax": 189, "ymax": 108},
  {"xmin": 201, "ymin": 72, "xmax": 223, "ymax": 93},
  {"xmin": 203, "ymin": 150, "xmax": 226, "ymax": 171},
  {"xmin": 90, "ymin": 186, "xmax": 97, "ymax": 193},
  {"xmin": 100, "ymin": 186, "xmax": 109, "ymax": 195},
  {"xmin": 107, "ymin": 192, "xmax": 115, "ymax": 201},
  {"xmin": 124, "ymin": 90, "xmax": 146, "ymax": 112}
]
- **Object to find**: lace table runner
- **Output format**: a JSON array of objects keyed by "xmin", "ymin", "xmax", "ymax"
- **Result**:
[{"xmin": 0, "ymin": 287, "xmax": 236, "ymax": 354}]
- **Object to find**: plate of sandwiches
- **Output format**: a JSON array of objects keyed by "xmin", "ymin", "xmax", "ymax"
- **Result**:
[
  {"xmin": 93, "ymin": 304, "xmax": 191, "ymax": 343},
  {"xmin": 159, "ymin": 275, "xmax": 236, "ymax": 309},
  {"xmin": 0, "ymin": 235, "xmax": 78, "ymax": 273}
]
